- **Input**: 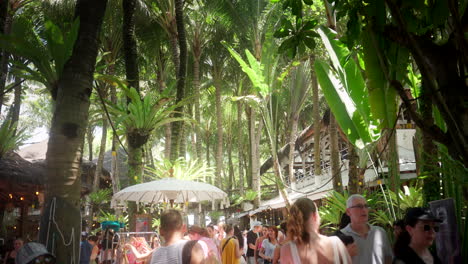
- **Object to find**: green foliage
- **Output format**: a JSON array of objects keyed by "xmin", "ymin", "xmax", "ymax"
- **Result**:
[
  {"xmin": 314, "ymin": 26, "xmax": 380, "ymax": 149},
  {"xmin": 97, "ymin": 209, "xmax": 128, "ymax": 225},
  {"xmin": 319, "ymin": 190, "xmax": 349, "ymax": 229},
  {"xmin": 88, "ymin": 188, "xmax": 112, "ymax": 206},
  {"xmin": 0, "ymin": 121, "xmax": 26, "ymax": 159},
  {"xmin": 152, "ymin": 218, "xmax": 160, "ymax": 229},
  {"xmin": 0, "ymin": 17, "xmax": 79, "ymax": 93},
  {"xmin": 144, "ymin": 158, "xmax": 214, "ymax": 182},
  {"xmin": 106, "ymin": 85, "xmax": 189, "ymax": 137},
  {"xmin": 230, "ymin": 189, "xmax": 259, "ymax": 206}
]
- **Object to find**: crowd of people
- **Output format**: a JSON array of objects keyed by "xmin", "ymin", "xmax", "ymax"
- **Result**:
[{"xmin": 0, "ymin": 194, "xmax": 445, "ymax": 264}]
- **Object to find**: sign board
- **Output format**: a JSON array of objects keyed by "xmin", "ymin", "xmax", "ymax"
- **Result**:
[{"xmin": 429, "ymin": 198, "xmax": 462, "ymax": 264}]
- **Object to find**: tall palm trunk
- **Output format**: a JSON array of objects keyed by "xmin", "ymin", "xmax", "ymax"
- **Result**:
[
  {"xmin": 193, "ymin": 37, "xmax": 202, "ymax": 160},
  {"xmin": 419, "ymin": 84, "xmax": 439, "ymax": 202},
  {"xmin": 214, "ymin": 75, "xmax": 223, "ymax": 187},
  {"xmin": 110, "ymin": 79, "xmax": 120, "ymax": 194},
  {"xmin": 123, "ymin": 0, "xmax": 142, "ymax": 231},
  {"xmin": 0, "ymin": 4, "xmax": 12, "ymax": 115},
  {"xmin": 288, "ymin": 113, "xmax": 299, "ymax": 188},
  {"xmin": 347, "ymin": 142, "xmax": 360, "ymax": 194},
  {"xmin": 330, "ymin": 113, "xmax": 343, "ymax": 193},
  {"xmin": 40, "ymin": 0, "xmax": 107, "ymax": 261},
  {"xmin": 93, "ymin": 117, "xmax": 108, "ymax": 193},
  {"xmin": 311, "ymin": 56, "xmax": 322, "ymax": 184},
  {"xmin": 170, "ymin": 0, "xmax": 187, "ymax": 161},
  {"xmin": 87, "ymin": 124, "xmax": 94, "ymax": 161},
  {"xmin": 250, "ymin": 110, "xmax": 262, "ymax": 207},
  {"xmin": 237, "ymin": 101, "xmax": 244, "ymax": 194},
  {"xmin": 9, "ymin": 74, "xmax": 22, "ymax": 129}
]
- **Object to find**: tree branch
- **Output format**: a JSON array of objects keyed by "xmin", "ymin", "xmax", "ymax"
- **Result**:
[{"xmin": 391, "ymin": 79, "xmax": 449, "ymax": 145}]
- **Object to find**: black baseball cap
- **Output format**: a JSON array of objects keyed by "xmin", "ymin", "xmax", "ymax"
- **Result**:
[{"xmin": 404, "ymin": 207, "xmax": 442, "ymax": 226}]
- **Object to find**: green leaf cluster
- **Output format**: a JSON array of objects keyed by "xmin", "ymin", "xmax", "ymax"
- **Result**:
[
  {"xmin": 0, "ymin": 121, "xmax": 26, "ymax": 159},
  {"xmin": 314, "ymin": 26, "xmax": 380, "ymax": 149}
]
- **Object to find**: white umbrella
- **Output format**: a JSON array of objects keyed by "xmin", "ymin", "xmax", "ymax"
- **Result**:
[{"xmin": 111, "ymin": 178, "xmax": 228, "ymax": 208}]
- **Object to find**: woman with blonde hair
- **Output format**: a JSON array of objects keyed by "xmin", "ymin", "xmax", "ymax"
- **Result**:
[{"xmin": 280, "ymin": 198, "xmax": 350, "ymax": 264}]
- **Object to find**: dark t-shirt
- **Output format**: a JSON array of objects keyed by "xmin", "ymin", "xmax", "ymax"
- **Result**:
[
  {"xmin": 246, "ymin": 230, "xmax": 258, "ymax": 257},
  {"xmin": 393, "ymin": 246, "xmax": 442, "ymax": 264},
  {"xmin": 79, "ymin": 240, "xmax": 93, "ymax": 264}
]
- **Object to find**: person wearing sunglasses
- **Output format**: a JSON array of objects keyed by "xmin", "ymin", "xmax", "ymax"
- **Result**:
[
  {"xmin": 393, "ymin": 207, "xmax": 442, "ymax": 264},
  {"xmin": 340, "ymin": 194, "xmax": 393, "ymax": 264},
  {"xmin": 15, "ymin": 242, "xmax": 56, "ymax": 264}
]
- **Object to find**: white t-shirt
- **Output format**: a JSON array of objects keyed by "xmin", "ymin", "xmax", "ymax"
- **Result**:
[
  {"xmin": 150, "ymin": 239, "xmax": 188, "ymax": 264},
  {"xmin": 261, "ymin": 239, "xmax": 277, "ymax": 259}
]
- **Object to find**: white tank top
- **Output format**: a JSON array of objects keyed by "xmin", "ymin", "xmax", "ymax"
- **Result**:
[{"xmin": 150, "ymin": 239, "xmax": 188, "ymax": 264}]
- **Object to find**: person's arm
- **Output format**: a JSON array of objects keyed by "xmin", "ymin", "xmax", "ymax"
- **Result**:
[
  {"xmin": 254, "ymin": 238, "xmax": 260, "ymax": 264},
  {"xmin": 272, "ymin": 246, "xmax": 280, "ymax": 264},
  {"xmin": 90, "ymin": 245, "xmax": 99, "ymax": 261},
  {"xmin": 190, "ymin": 243, "xmax": 205, "ymax": 264},
  {"xmin": 234, "ymin": 239, "xmax": 243, "ymax": 259},
  {"xmin": 258, "ymin": 240, "xmax": 269, "ymax": 261}
]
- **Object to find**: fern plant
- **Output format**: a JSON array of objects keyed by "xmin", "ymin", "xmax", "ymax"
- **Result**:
[
  {"xmin": 319, "ymin": 191, "xmax": 349, "ymax": 230},
  {"xmin": 88, "ymin": 188, "xmax": 112, "ymax": 206},
  {"xmin": 0, "ymin": 120, "xmax": 26, "ymax": 158},
  {"xmin": 144, "ymin": 158, "xmax": 214, "ymax": 181}
]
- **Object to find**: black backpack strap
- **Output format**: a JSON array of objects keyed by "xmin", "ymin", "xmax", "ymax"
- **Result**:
[{"xmin": 182, "ymin": 240, "xmax": 199, "ymax": 264}]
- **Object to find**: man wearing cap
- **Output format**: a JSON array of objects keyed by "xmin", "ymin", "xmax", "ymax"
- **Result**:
[
  {"xmin": 16, "ymin": 242, "xmax": 56, "ymax": 264},
  {"xmin": 341, "ymin": 194, "xmax": 393, "ymax": 264},
  {"xmin": 394, "ymin": 207, "xmax": 442, "ymax": 264},
  {"xmin": 246, "ymin": 221, "xmax": 262, "ymax": 264}
]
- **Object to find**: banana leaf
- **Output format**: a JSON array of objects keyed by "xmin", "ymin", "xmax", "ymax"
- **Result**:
[{"xmin": 314, "ymin": 26, "xmax": 381, "ymax": 149}]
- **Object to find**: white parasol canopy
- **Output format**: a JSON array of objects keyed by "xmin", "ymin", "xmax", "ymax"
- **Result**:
[{"xmin": 111, "ymin": 178, "xmax": 228, "ymax": 208}]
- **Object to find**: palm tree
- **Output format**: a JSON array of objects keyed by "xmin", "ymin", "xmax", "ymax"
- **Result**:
[
  {"xmin": 170, "ymin": 0, "xmax": 188, "ymax": 160},
  {"xmin": 40, "ymin": 0, "xmax": 108, "ymax": 262}
]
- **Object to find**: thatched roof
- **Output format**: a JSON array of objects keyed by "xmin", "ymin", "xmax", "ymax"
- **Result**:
[
  {"xmin": 0, "ymin": 152, "xmax": 45, "ymax": 185},
  {"xmin": 0, "ymin": 151, "xmax": 111, "ymax": 209}
]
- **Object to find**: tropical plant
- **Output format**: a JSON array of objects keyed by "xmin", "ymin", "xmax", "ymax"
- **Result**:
[
  {"xmin": 88, "ymin": 188, "xmax": 112, "ymax": 206},
  {"xmin": 106, "ymin": 86, "xmax": 188, "ymax": 140},
  {"xmin": 230, "ymin": 189, "xmax": 259, "ymax": 206},
  {"xmin": 98, "ymin": 209, "xmax": 128, "ymax": 225},
  {"xmin": 314, "ymin": 26, "xmax": 381, "ymax": 149},
  {"xmin": 0, "ymin": 120, "xmax": 26, "ymax": 158},
  {"xmin": 144, "ymin": 158, "xmax": 214, "ymax": 182},
  {"xmin": 319, "ymin": 190, "xmax": 349, "ymax": 229},
  {"xmin": 0, "ymin": 17, "xmax": 79, "ymax": 98}
]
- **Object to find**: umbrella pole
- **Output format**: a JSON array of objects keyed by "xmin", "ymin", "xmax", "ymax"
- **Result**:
[{"xmin": 170, "ymin": 199, "xmax": 174, "ymax": 208}]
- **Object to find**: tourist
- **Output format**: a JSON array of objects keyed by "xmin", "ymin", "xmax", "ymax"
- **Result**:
[
  {"xmin": 150, "ymin": 209, "xmax": 204, "ymax": 264},
  {"xmin": 393, "ymin": 207, "xmax": 442, "ymax": 264},
  {"xmin": 340, "ymin": 194, "xmax": 393, "ymax": 264},
  {"xmin": 254, "ymin": 226, "xmax": 268, "ymax": 264},
  {"xmin": 216, "ymin": 222, "xmax": 227, "ymax": 243},
  {"xmin": 280, "ymin": 198, "xmax": 351, "ymax": 263},
  {"xmin": 2, "ymin": 238, "xmax": 23, "ymax": 264},
  {"xmin": 15, "ymin": 242, "xmax": 55, "ymax": 264},
  {"xmin": 272, "ymin": 222, "xmax": 289, "ymax": 264},
  {"xmin": 220, "ymin": 224, "xmax": 243, "ymax": 264},
  {"xmin": 259, "ymin": 226, "xmax": 279, "ymax": 264},
  {"xmin": 233, "ymin": 225, "xmax": 245, "ymax": 262},
  {"xmin": 246, "ymin": 221, "xmax": 262, "ymax": 264},
  {"xmin": 100, "ymin": 228, "xmax": 116, "ymax": 264},
  {"xmin": 80, "ymin": 235, "xmax": 99, "ymax": 264},
  {"xmin": 188, "ymin": 225, "xmax": 221, "ymax": 262}
]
